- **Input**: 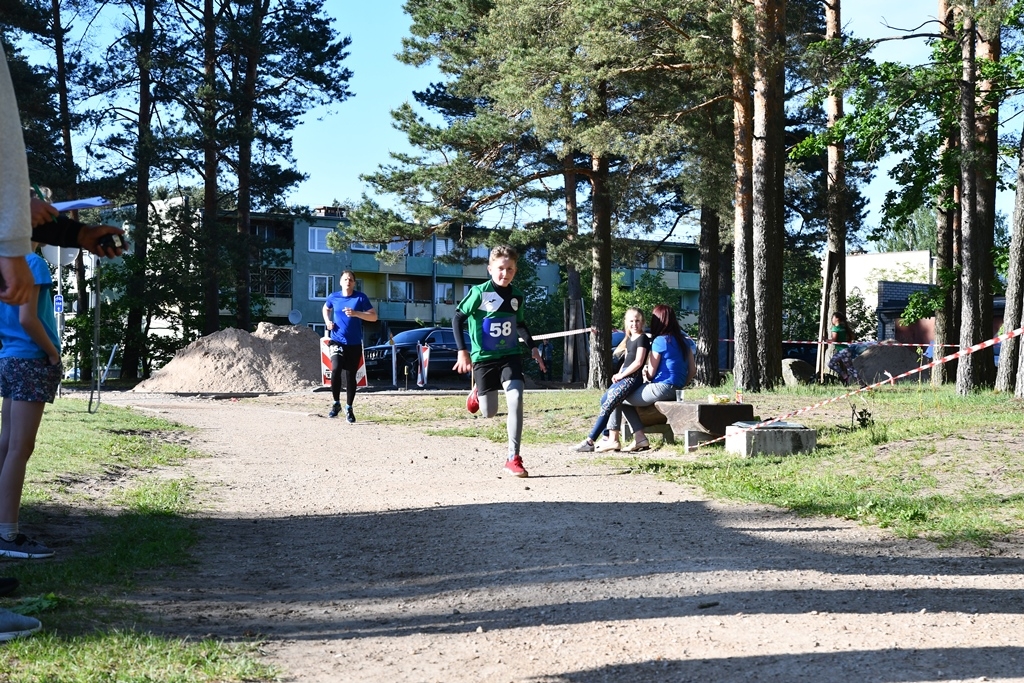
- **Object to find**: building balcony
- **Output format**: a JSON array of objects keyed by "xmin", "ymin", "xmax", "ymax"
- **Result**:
[{"xmin": 349, "ymin": 252, "xmax": 379, "ymax": 272}]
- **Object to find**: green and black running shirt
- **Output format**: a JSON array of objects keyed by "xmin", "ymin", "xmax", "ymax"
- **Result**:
[{"xmin": 456, "ymin": 280, "xmax": 526, "ymax": 363}]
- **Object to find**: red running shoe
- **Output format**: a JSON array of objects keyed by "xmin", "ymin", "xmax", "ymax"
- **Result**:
[
  {"xmin": 466, "ymin": 385, "xmax": 479, "ymax": 414},
  {"xmin": 503, "ymin": 454, "xmax": 528, "ymax": 478}
]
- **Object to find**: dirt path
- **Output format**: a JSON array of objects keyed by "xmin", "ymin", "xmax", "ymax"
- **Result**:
[{"xmin": 107, "ymin": 392, "xmax": 1024, "ymax": 683}]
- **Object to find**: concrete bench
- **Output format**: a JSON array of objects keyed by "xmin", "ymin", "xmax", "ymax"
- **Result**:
[{"xmin": 624, "ymin": 401, "xmax": 756, "ymax": 448}]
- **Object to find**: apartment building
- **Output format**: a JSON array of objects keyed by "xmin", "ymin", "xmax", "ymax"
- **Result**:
[{"xmin": 254, "ymin": 207, "xmax": 701, "ymax": 343}]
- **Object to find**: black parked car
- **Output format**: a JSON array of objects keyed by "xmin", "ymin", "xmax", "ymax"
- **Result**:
[{"xmin": 363, "ymin": 327, "xmax": 471, "ymax": 379}]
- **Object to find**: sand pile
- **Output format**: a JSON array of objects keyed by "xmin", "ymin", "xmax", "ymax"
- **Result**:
[{"xmin": 133, "ymin": 323, "xmax": 323, "ymax": 393}]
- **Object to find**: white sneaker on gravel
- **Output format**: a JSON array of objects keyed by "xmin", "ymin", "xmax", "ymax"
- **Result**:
[{"xmin": 573, "ymin": 439, "xmax": 594, "ymax": 452}]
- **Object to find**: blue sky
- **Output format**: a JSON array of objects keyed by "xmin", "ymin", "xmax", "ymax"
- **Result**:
[{"xmin": 289, "ymin": 1, "xmax": 954, "ymax": 240}]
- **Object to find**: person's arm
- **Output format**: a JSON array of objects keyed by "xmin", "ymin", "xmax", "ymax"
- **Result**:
[
  {"xmin": 613, "ymin": 345, "xmax": 648, "ymax": 383},
  {"xmin": 453, "ymin": 310, "xmax": 472, "ymax": 373},
  {"xmin": 343, "ymin": 296, "xmax": 377, "ymax": 322},
  {"xmin": 19, "ymin": 286, "xmax": 60, "ymax": 365},
  {"xmin": 644, "ymin": 349, "xmax": 662, "ymax": 381},
  {"xmin": 32, "ymin": 214, "xmax": 127, "ymax": 258},
  {"xmin": 322, "ymin": 303, "xmax": 334, "ymax": 331},
  {"xmin": 681, "ymin": 335, "xmax": 696, "ymax": 388},
  {"xmin": 0, "ymin": 46, "xmax": 34, "ymax": 304},
  {"xmin": 517, "ymin": 320, "xmax": 544, "ymax": 373}
]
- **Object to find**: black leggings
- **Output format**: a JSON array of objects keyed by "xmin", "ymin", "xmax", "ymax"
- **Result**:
[{"xmin": 330, "ymin": 343, "xmax": 362, "ymax": 406}]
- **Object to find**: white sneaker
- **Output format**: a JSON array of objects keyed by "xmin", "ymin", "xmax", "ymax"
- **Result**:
[
  {"xmin": 594, "ymin": 438, "xmax": 621, "ymax": 453},
  {"xmin": 573, "ymin": 439, "xmax": 594, "ymax": 452}
]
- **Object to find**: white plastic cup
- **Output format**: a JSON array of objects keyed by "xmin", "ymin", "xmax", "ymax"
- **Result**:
[{"xmin": 675, "ymin": 389, "xmax": 685, "ymax": 401}]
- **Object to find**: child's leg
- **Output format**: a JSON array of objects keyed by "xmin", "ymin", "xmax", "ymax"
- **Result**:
[
  {"xmin": 478, "ymin": 389, "xmax": 500, "ymax": 418},
  {"xmin": 0, "ymin": 399, "xmax": 46, "ymax": 526},
  {"xmin": 502, "ymin": 379, "xmax": 524, "ymax": 457}
]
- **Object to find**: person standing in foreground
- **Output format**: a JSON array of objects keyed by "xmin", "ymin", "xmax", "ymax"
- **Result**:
[
  {"xmin": 452, "ymin": 245, "xmax": 545, "ymax": 478},
  {"xmin": 0, "ymin": 42, "xmax": 46, "ymax": 641},
  {"xmin": 0, "ymin": 243, "xmax": 61, "ymax": 561},
  {"xmin": 323, "ymin": 270, "xmax": 377, "ymax": 423}
]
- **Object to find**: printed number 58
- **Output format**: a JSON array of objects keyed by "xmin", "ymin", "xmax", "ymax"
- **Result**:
[{"xmin": 489, "ymin": 321, "xmax": 513, "ymax": 337}]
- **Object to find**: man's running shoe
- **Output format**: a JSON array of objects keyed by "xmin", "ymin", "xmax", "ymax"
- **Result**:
[
  {"xmin": 503, "ymin": 454, "xmax": 528, "ymax": 478},
  {"xmin": 328, "ymin": 402, "xmax": 341, "ymax": 418},
  {"xmin": 345, "ymin": 405, "xmax": 356, "ymax": 423},
  {"xmin": 466, "ymin": 386, "xmax": 479, "ymax": 414}
]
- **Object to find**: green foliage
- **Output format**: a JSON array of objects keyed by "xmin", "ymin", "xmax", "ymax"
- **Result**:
[
  {"xmin": 899, "ymin": 265, "xmax": 958, "ymax": 327},
  {"xmin": 781, "ymin": 252, "xmax": 823, "ymax": 342},
  {"xmin": 610, "ymin": 270, "xmax": 678, "ymax": 327},
  {"xmin": 847, "ymin": 290, "xmax": 875, "ymax": 341}
]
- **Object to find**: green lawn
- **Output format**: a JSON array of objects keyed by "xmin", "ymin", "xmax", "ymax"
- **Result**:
[{"xmin": 0, "ymin": 400, "xmax": 276, "ymax": 683}]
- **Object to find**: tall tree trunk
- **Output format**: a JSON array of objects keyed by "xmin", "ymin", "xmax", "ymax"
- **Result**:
[
  {"xmin": 49, "ymin": 0, "xmax": 93, "ymax": 380},
  {"xmin": 973, "ymin": 0, "xmax": 999, "ymax": 384},
  {"xmin": 732, "ymin": 3, "xmax": 759, "ymax": 391},
  {"xmin": 933, "ymin": 0, "xmax": 956, "ymax": 385},
  {"xmin": 997, "ymin": 131, "xmax": 1024, "ymax": 393},
  {"xmin": 234, "ymin": 0, "xmax": 269, "ymax": 331},
  {"xmin": 956, "ymin": 12, "xmax": 981, "ymax": 394},
  {"xmin": 588, "ymin": 150, "xmax": 612, "ymax": 390},
  {"xmin": 563, "ymin": 157, "xmax": 584, "ymax": 383},
  {"xmin": 120, "ymin": 0, "xmax": 156, "ymax": 380},
  {"xmin": 201, "ymin": 0, "xmax": 221, "ymax": 335},
  {"xmin": 751, "ymin": 0, "xmax": 785, "ymax": 389},
  {"xmin": 823, "ymin": 0, "xmax": 846, "ymax": 345},
  {"xmin": 697, "ymin": 205, "xmax": 720, "ymax": 387}
]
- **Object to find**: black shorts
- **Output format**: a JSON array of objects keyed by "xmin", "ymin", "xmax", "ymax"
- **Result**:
[{"xmin": 473, "ymin": 355, "xmax": 524, "ymax": 394}]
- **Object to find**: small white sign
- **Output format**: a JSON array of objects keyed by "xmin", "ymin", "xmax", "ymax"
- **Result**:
[{"xmin": 53, "ymin": 294, "xmax": 64, "ymax": 313}]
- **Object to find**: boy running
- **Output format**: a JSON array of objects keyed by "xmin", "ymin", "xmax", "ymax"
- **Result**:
[{"xmin": 452, "ymin": 245, "xmax": 545, "ymax": 478}]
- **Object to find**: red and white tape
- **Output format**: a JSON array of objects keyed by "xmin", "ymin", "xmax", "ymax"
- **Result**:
[
  {"xmin": 719, "ymin": 338, "xmax": 961, "ymax": 348},
  {"xmin": 686, "ymin": 326, "xmax": 1022, "ymax": 452}
]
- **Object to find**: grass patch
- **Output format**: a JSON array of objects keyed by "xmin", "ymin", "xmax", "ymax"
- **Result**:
[
  {"xmin": 347, "ymin": 383, "xmax": 1024, "ymax": 545},
  {"xmin": 0, "ymin": 399, "xmax": 276, "ymax": 682},
  {"xmin": 0, "ymin": 632, "xmax": 272, "ymax": 683}
]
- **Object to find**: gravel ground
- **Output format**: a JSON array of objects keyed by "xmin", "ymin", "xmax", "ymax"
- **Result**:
[{"xmin": 105, "ymin": 392, "xmax": 1024, "ymax": 683}]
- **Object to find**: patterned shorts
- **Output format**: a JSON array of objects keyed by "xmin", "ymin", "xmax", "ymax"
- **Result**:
[{"xmin": 0, "ymin": 357, "xmax": 62, "ymax": 403}]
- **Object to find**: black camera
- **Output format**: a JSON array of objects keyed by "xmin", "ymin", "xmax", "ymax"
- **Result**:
[{"xmin": 97, "ymin": 233, "xmax": 128, "ymax": 251}]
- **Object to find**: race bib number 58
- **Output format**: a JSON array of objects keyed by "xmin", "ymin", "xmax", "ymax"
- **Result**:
[{"xmin": 482, "ymin": 317, "xmax": 516, "ymax": 351}]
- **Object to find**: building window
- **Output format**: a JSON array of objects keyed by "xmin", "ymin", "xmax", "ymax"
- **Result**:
[
  {"xmin": 350, "ymin": 242, "xmax": 377, "ymax": 253},
  {"xmin": 309, "ymin": 227, "xmax": 333, "ymax": 253},
  {"xmin": 389, "ymin": 279, "xmax": 413, "ymax": 301},
  {"xmin": 355, "ymin": 278, "xmax": 364, "ymax": 293},
  {"xmin": 436, "ymin": 283, "xmax": 455, "ymax": 304},
  {"xmin": 683, "ymin": 251, "xmax": 698, "ymax": 271},
  {"xmin": 309, "ymin": 323, "xmax": 327, "ymax": 336},
  {"xmin": 309, "ymin": 274, "xmax": 334, "ymax": 300},
  {"xmin": 658, "ymin": 254, "xmax": 683, "ymax": 271},
  {"xmin": 253, "ymin": 267, "xmax": 292, "ymax": 297}
]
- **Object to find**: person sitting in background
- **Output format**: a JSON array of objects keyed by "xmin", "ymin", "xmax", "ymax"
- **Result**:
[
  {"xmin": 603, "ymin": 304, "xmax": 696, "ymax": 453},
  {"xmin": 574, "ymin": 307, "xmax": 649, "ymax": 453}
]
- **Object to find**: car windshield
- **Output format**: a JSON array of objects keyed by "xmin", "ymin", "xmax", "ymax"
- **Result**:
[{"xmin": 391, "ymin": 329, "xmax": 431, "ymax": 344}]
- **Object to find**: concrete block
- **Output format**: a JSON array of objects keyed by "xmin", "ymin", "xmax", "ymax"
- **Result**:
[
  {"xmin": 725, "ymin": 421, "xmax": 817, "ymax": 457},
  {"xmin": 683, "ymin": 430, "xmax": 718, "ymax": 450}
]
